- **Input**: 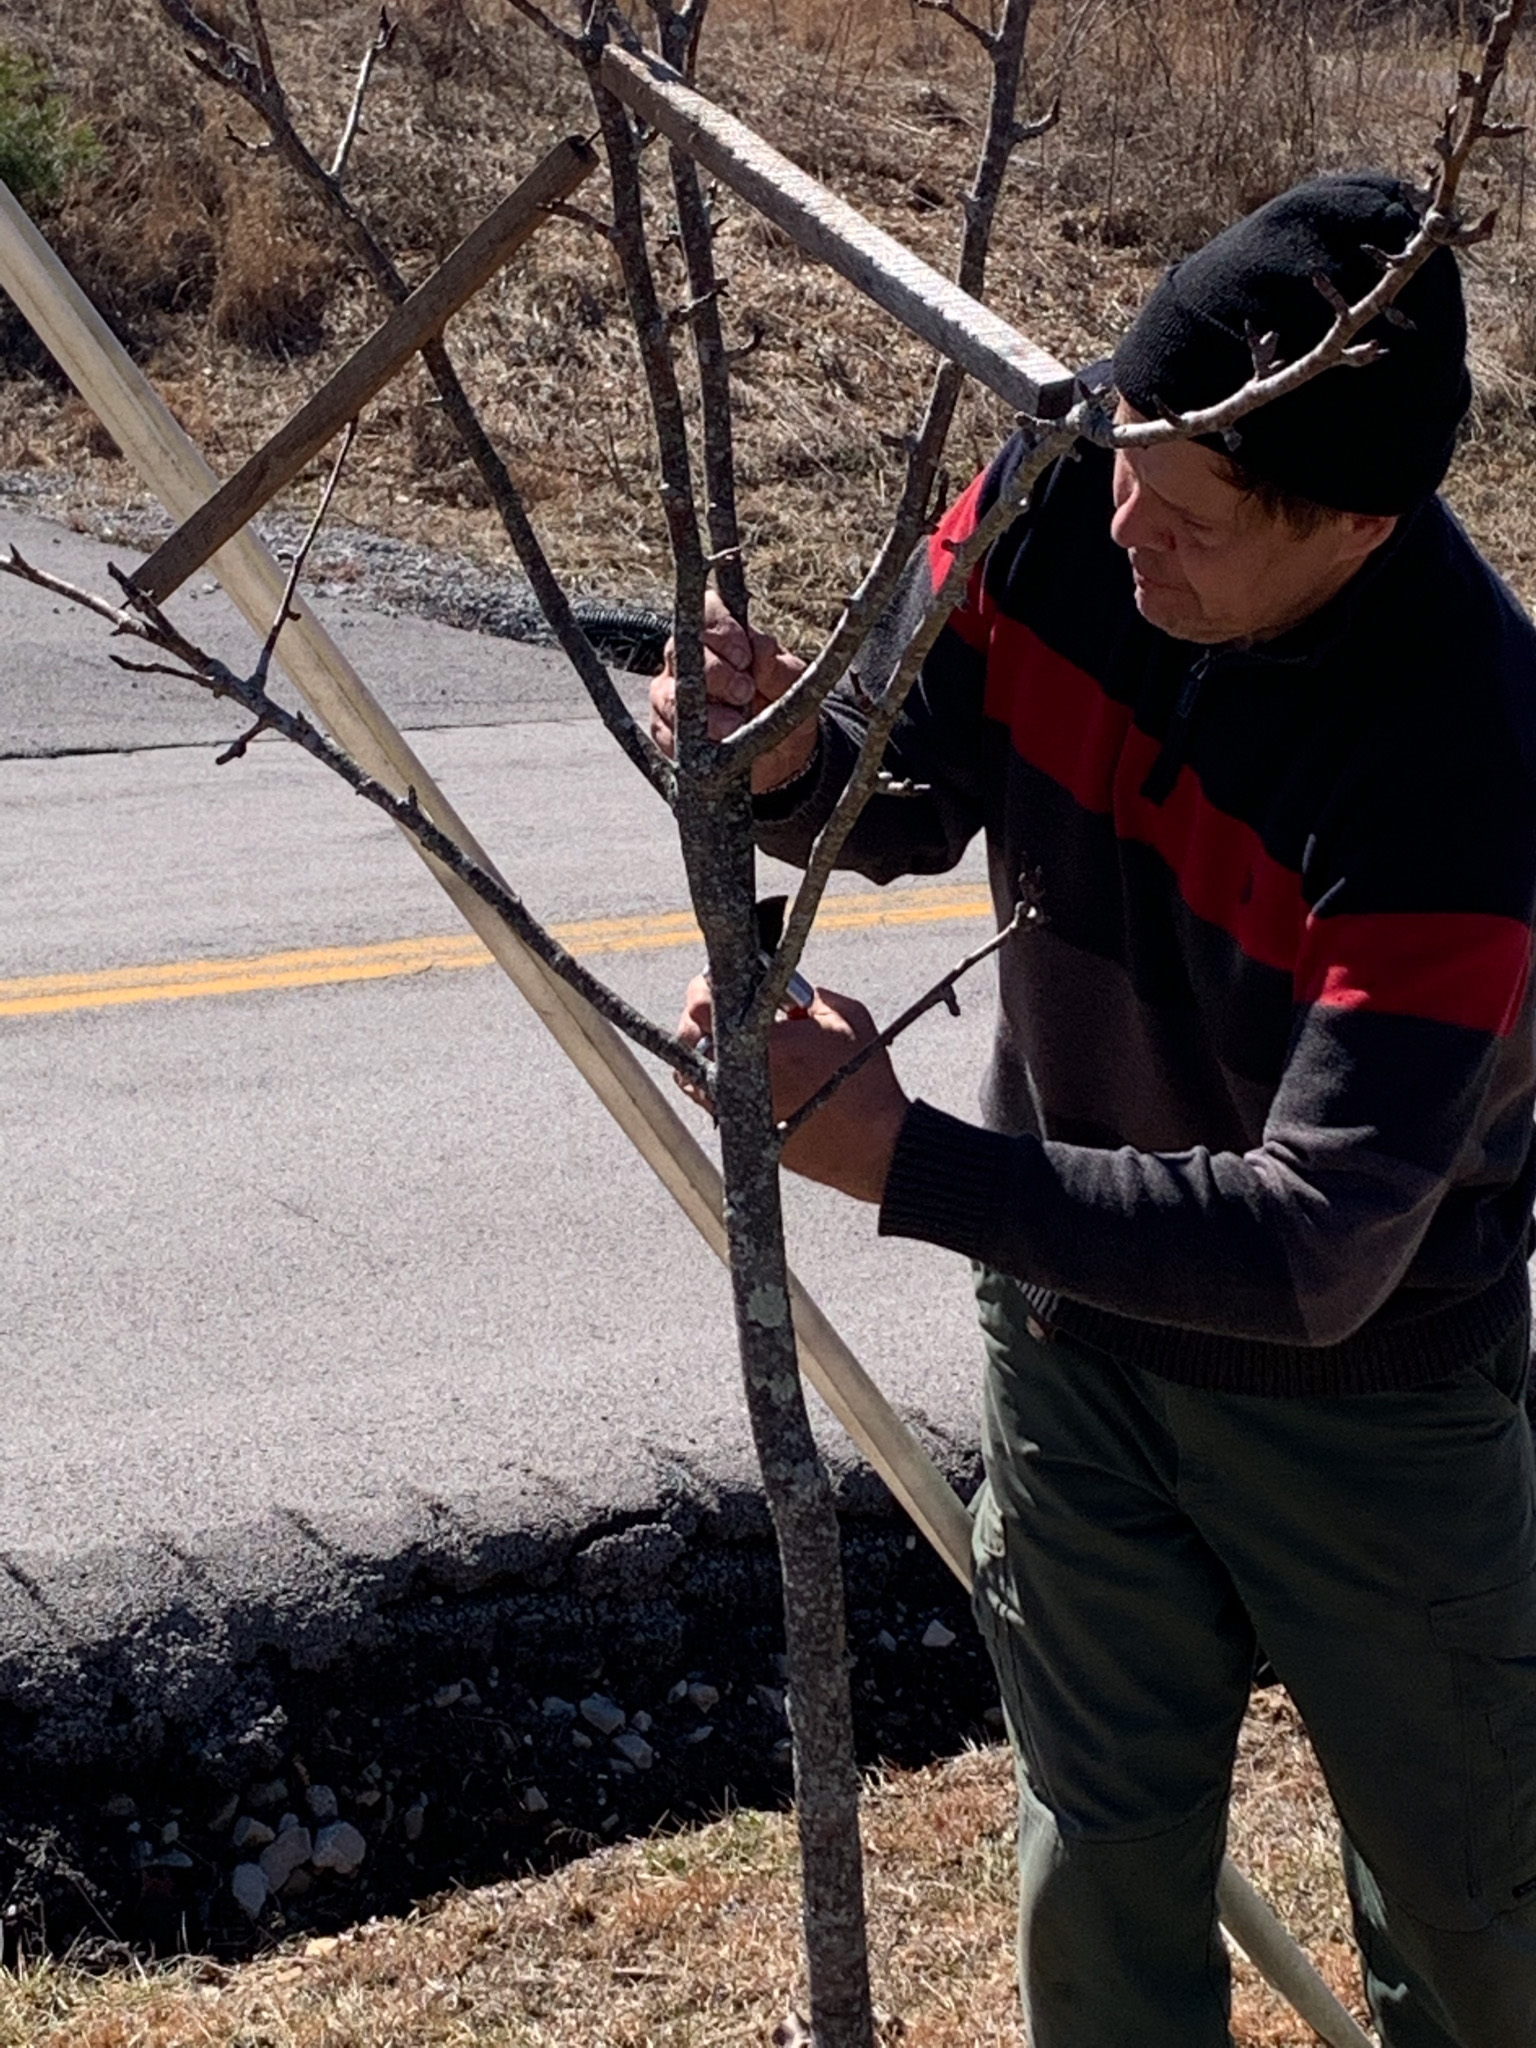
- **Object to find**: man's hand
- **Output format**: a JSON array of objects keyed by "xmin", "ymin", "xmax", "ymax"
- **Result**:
[
  {"xmin": 678, "ymin": 977, "xmax": 910, "ymax": 1205},
  {"xmin": 651, "ymin": 592, "xmax": 819, "ymax": 793}
]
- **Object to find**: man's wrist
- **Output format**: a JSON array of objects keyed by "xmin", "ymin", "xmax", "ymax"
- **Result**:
[{"xmin": 752, "ymin": 727, "xmax": 822, "ymax": 805}]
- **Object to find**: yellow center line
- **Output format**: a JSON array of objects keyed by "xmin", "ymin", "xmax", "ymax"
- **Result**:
[{"xmin": 0, "ymin": 883, "xmax": 993, "ymax": 1020}]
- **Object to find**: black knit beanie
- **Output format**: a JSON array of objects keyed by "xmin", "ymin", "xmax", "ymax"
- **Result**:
[{"xmin": 1112, "ymin": 172, "xmax": 1470, "ymax": 514}]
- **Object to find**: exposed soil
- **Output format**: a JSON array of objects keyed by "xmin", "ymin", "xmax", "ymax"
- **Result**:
[{"xmin": 0, "ymin": 1519, "xmax": 999, "ymax": 1965}]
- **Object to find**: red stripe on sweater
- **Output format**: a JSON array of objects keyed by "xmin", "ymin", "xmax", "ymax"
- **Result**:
[
  {"xmin": 928, "ymin": 468, "xmax": 993, "ymax": 652},
  {"xmin": 982, "ymin": 615, "xmax": 1306, "ymax": 970},
  {"xmin": 1295, "ymin": 911, "xmax": 1532, "ymax": 1036},
  {"xmin": 982, "ymin": 616, "xmax": 1531, "ymax": 1030}
]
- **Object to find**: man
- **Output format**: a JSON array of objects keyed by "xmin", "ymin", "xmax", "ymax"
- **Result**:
[{"xmin": 654, "ymin": 173, "xmax": 1536, "ymax": 2046}]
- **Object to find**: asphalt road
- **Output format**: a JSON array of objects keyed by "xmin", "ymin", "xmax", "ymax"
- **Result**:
[{"xmin": 0, "ymin": 505, "xmax": 999, "ymax": 1760}]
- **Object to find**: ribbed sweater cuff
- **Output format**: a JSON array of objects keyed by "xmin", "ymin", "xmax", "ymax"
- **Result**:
[{"xmin": 878, "ymin": 1098, "xmax": 1018, "ymax": 1260}]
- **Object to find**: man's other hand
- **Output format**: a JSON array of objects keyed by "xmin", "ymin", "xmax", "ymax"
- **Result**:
[
  {"xmin": 677, "ymin": 976, "xmax": 909, "ymax": 1205},
  {"xmin": 651, "ymin": 592, "xmax": 818, "ymax": 793}
]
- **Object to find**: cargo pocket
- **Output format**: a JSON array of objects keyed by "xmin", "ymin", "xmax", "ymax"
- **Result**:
[{"xmin": 1429, "ymin": 1571, "xmax": 1536, "ymax": 1915}]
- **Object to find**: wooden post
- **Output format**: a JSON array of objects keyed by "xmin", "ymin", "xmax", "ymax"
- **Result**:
[
  {"xmin": 0, "ymin": 184, "xmax": 1374, "ymax": 2048},
  {"xmin": 598, "ymin": 46, "xmax": 1078, "ymax": 420},
  {"xmin": 133, "ymin": 136, "xmax": 596, "ymax": 604}
]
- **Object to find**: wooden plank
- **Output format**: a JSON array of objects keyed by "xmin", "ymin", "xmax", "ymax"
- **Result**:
[
  {"xmin": 599, "ymin": 45, "xmax": 1078, "ymax": 418},
  {"xmin": 132, "ymin": 135, "xmax": 596, "ymax": 604}
]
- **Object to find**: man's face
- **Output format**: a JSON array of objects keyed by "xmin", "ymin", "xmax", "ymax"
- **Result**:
[{"xmin": 1109, "ymin": 406, "xmax": 1395, "ymax": 645}]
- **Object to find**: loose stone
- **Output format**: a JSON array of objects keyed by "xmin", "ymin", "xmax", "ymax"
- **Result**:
[
  {"xmin": 312, "ymin": 1821, "xmax": 367, "ymax": 1875},
  {"xmin": 432, "ymin": 1683, "xmax": 463, "ymax": 1709},
  {"xmin": 231, "ymin": 1863, "xmax": 268, "ymax": 1919},
  {"xmin": 922, "ymin": 1619, "xmax": 957, "ymax": 1649},
  {"xmin": 521, "ymin": 1786, "xmax": 549, "ymax": 1814},
  {"xmin": 231, "ymin": 1816, "xmax": 274, "ymax": 1852},
  {"xmin": 542, "ymin": 1695, "xmax": 576, "ymax": 1720},
  {"xmin": 612, "ymin": 1731, "xmax": 654, "ymax": 1771},
  {"xmin": 306, "ymin": 1784, "xmax": 339, "ymax": 1822},
  {"xmin": 403, "ymin": 1803, "xmax": 427, "ymax": 1843},
  {"xmin": 579, "ymin": 1694, "xmax": 626, "ymax": 1738},
  {"xmin": 258, "ymin": 1826, "xmax": 312, "ymax": 1891}
]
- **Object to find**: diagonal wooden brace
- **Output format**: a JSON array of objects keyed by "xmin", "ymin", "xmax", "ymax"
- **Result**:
[
  {"xmin": 0, "ymin": 183, "xmax": 1373, "ymax": 2048},
  {"xmin": 131, "ymin": 134, "xmax": 596, "ymax": 606},
  {"xmin": 597, "ymin": 46, "xmax": 1079, "ymax": 420}
]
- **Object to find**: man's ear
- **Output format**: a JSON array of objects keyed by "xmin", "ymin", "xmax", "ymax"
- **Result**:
[{"xmin": 1339, "ymin": 511, "xmax": 1398, "ymax": 566}]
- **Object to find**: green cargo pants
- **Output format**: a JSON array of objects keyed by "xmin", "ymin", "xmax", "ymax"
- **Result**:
[{"xmin": 969, "ymin": 1265, "xmax": 1536, "ymax": 2048}]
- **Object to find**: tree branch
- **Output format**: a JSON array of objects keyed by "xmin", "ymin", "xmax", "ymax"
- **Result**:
[
  {"xmin": 0, "ymin": 548, "xmax": 704, "ymax": 1086},
  {"xmin": 153, "ymin": 0, "xmax": 674, "ymax": 806},
  {"xmin": 656, "ymin": 74, "xmax": 742, "ymax": 617},
  {"xmin": 582, "ymin": 35, "xmax": 712, "ymax": 774},
  {"xmin": 253, "ymin": 417, "xmax": 356, "ymax": 690},
  {"xmin": 331, "ymin": 6, "xmax": 396, "ymax": 184},
  {"xmin": 243, "ymin": 0, "xmax": 279, "ymax": 92},
  {"xmin": 1107, "ymin": 0, "xmax": 1527, "ymax": 454},
  {"xmin": 505, "ymin": 0, "xmax": 583, "ymax": 59},
  {"xmin": 778, "ymin": 891, "xmax": 1039, "ymax": 1139},
  {"xmin": 759, "ymin": 414, "xmax": 1080, "ymax": 1026},
  {"xmin": 915, "ymin": 0, "xmax": 994, "ymax": 51},
  {"xmin": 716, "ymin": 0, "xmax": 1042, "ymax": 799}
]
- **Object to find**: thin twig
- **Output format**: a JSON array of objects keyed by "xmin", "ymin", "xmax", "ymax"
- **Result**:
[
  {"xmin": 243, "ymin": 0, "xmax": 279, "ymax": 92},
  {"xmin": 778, "ymin": 894, "xmax": 1038, "ymax": 1139},
  {"xmin": 0, "ymin": 549, "xmax": 704, "ymax": 1086},
  {"xmin": 253, "ymin": 417, "xmax": 357, "ymax": 689},
  {"xmin": 583, "ymin": 40, "xmax": 712, "ymax": 772},
  {"xmin": 661, "ymin": 5, "xmax": 749, "ymax": 625},
  {"xmin": 505, "ymin": 0, "xmax": 583, "ymax": 57},
  {"xmin": 331, "ymin": 7, "xmax": 396, "ymax": 184},
  {"xmin": 1107, "ymin": 0, "xmax": 1528, "ymax": 454},
  {"xmin": 546, "ymin": 199, "xmax": 615, "ymax": 239}
]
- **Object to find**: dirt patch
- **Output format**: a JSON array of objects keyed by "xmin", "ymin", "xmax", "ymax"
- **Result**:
[{"xmin": 0, "ymin": 1515, "xmax": 999, "ymax": 1964}]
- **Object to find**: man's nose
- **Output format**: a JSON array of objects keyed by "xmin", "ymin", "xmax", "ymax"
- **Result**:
[{"xmin": 1110, "ymin": 475, "xmax": 1166, "ymax": 554}]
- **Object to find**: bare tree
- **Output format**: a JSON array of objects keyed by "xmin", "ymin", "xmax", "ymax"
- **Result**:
[{"xmin": 4, "ymin": 1, "xmax": 1523, "ymax": 2042}]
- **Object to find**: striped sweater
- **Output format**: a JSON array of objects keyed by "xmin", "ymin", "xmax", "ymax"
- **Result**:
[{"xmin": 757, "ymin": 431, "xmax": 1536, "ymax": 1395}]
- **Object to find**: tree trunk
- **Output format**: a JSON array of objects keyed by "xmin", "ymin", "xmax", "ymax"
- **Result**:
[{"xmin": 680, "ymin": 775, "xmax": 873, "ymax": 2048}]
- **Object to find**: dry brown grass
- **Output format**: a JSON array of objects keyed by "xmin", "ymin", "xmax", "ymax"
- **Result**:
[
  {"xmin": 0, "ymin": 1692, "xmax": 1365, "ymax": 2047},
  {"xmin": 1, "ymin": 2, "xmax": 1533, "ymax": 641}
]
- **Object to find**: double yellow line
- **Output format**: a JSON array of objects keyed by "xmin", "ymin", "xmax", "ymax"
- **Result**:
[{"xmin": 0, "ymin": 882, "xmax": 991, "ymax": 1021}]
